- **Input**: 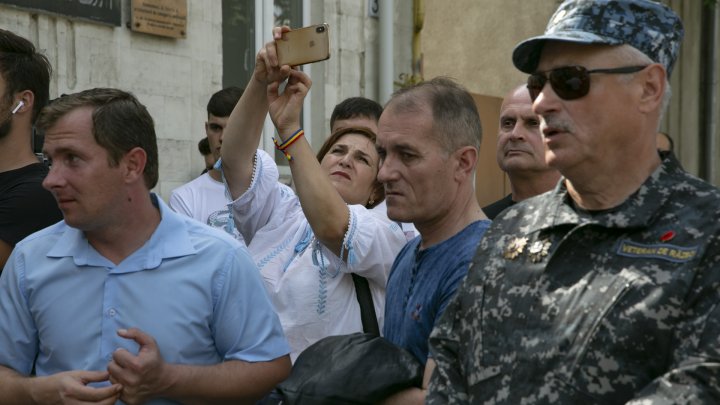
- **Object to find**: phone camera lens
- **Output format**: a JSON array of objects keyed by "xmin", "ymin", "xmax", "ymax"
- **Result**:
[{"xmin": 316, "ymin": 26, "xmax": 325, "ymax": 33}]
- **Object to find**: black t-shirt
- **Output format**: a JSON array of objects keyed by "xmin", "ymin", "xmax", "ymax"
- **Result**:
[
  {"xmin": 0, "ymin": 162, "xmax": 63, "ymax": 251},
  {"xmin": 482, "ymin": 194, "xmax": 515, "ymax": 220}
]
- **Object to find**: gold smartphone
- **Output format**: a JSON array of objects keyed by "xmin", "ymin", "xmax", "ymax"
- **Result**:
[{"xmin": 276, "ymin": 23, "xmax": 330, "ymax": 67}]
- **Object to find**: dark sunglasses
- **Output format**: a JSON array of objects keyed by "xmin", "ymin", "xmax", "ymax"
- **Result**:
[{"xmin": 527, "ymin": 65, "xmax": 648, "ymax": 101}]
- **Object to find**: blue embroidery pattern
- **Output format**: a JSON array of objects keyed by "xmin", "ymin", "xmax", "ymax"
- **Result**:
[
  {"xmin": 312, "ymin": 208, "xmax": 359, "ymax": 315},
  {"xmin": 256, "ymin": 236, "xmax": 294, "ymax": 271},
  {"xmin": 313, "ymin": 239, "xmax": 329, "ymax": 315},
  {"xmin": 317, "ymin": 264, "xmax": 328, "ymax": 314}
]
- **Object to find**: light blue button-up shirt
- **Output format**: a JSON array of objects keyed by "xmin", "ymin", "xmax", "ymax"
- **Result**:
[{"xmin": 0, "ymin": 194, "xmax": 289, "ymax": 403}]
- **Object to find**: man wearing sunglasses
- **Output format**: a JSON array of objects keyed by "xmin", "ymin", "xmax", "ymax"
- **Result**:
[{"xmin": 428, "ymin": 0, "xmax": 720, "ymax": 403}]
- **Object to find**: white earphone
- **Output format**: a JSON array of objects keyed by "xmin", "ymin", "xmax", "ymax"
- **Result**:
[{"xmin": 11, "ymin": 100, "xmax": 25, "ymax": 114}]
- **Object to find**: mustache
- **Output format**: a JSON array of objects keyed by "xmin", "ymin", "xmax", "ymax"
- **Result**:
[{"xmin": 541, "ymin": 116, "xmax": 573, "ymax": 134}]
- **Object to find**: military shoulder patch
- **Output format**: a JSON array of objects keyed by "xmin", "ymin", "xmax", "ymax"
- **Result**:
[{"xmin": 616, "ymin": 239, "xmax": 698, "ymax": 263}]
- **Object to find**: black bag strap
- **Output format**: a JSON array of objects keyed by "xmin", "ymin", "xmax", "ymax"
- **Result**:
[{"xmin": 351, "ymin": 273, "xmax": 380, "ymax": 336}]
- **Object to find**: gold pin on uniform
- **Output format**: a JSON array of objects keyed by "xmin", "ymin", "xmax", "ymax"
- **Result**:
[
  {"xmin": 504, "ymin": 237, "xmax": 528, "ymax": 260},
  {"xmin": 528, "ymin": 239, "xmax": 551, "ymax": 262}
]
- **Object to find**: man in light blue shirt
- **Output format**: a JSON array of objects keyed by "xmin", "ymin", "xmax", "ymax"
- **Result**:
[{"xmin": 0, "ymin": 88, "xmax": 290, "ymax": 404}]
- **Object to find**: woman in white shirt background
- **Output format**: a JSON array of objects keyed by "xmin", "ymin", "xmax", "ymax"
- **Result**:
[{"xmin": 219, "ymin": 27, "xmax": 406, "ymax": 361}]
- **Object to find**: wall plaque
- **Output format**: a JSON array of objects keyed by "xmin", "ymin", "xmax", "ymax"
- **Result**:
[{"xmin": 130, "ymin": 0, "xmax": 187, "ymax": 39}]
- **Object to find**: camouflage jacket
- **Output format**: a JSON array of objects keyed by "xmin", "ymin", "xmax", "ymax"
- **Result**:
[{"xmin": 428, "ymin": 153, "xmax": 720, "ymax": 404}]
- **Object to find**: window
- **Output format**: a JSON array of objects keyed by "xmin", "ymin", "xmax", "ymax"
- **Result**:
[
  {"xmin": 222, "ymin": 0, "xmax": 255, "ymax": 88},
  {"xmin": 222, "ymin": 0, "xmax": 306, "ymax": 175}
]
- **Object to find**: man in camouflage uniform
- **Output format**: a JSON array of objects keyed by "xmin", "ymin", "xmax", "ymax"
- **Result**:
[{"xmin": 428, "ymin": 0, "xmax": 720, "ymax": 403}]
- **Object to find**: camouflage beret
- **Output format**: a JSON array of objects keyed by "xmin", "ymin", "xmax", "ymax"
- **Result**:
[{"xmin": 512, "ymin": 0, "xmax": 684, "ymax": 77}]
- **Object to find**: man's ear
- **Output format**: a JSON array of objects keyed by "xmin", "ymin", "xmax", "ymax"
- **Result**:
[
  {"xmin": 638, "ymin": 63, "xmax": 666, "ymax": 114},
  {"xmin": 122, "ymin": 147, "xmax": 148, "ymax": 184},
  {"xmin": 453, "ymin": 145, "xmax": 478, "ymax": 182},
  {"xmin": 14, "ymin": 90, "xmax": 34, "ymax": 115}
]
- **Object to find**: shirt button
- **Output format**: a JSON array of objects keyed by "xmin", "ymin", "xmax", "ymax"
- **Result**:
[{"xmin": 108, "ymin": 308, "xmax": 117, "ymax": 317}]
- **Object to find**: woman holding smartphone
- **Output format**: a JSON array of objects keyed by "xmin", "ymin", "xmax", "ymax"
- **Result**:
[{"xmin": 219, "ymin": 27, "xmax": 406, "ymax": 361}]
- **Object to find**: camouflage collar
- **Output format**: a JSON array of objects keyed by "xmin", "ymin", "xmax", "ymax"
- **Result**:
[{"xmin": 526, "ymin": 153, "xmax": 684, "ymax": 233}]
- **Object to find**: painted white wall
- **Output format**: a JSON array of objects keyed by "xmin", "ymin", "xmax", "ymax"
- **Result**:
[{"xmin": 0, "ymin": 0, "xmax": 412, "ymax": 201}]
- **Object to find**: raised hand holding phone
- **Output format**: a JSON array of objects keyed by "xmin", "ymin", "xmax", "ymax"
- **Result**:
[{"xmin": 275, "ymin": 23, "xmax": 330, "ymax": 67}]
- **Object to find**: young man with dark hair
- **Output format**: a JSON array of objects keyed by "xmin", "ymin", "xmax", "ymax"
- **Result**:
[
  {"xmin": 169, "ymin": 86, "xmax": 245, "ymax": 242},
  {"xmin": 330, "ymin": 96, "xmax": 383, "ymax": 134},
  {"xmin": 0, "ymin": 87, "xmax": 290, "ymax": 404},
  {"xmin": 0, "ymin": 29, "xmax": 62, "ymax": 271}
]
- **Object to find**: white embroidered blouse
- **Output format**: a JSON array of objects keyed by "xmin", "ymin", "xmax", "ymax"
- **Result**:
[{"xmin": 228, "ymin": 150, "xmax": 407, "ymax": 361}]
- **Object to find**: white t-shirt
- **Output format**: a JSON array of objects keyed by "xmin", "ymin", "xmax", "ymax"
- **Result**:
[
  {"xmin": 229, "ymin": 150, "xmax": 407, "ymax": 361},
  {"xmin": 169, "ymin": 171, "xmax": 244, "ymax": 244}
]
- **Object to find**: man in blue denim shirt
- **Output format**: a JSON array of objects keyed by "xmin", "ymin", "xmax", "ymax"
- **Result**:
[{"xmin": 376, "ymin": 77, "xmax": 491, "ymax": 404}]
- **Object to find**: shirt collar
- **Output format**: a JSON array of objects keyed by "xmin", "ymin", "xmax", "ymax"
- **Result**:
[
  {"xmin": 47, "ymin": 193, "xmax": 197, "ymax": 270},
  {"xmin": 526, "ymin": 153, "xmax": 684, "ymax": 233}
]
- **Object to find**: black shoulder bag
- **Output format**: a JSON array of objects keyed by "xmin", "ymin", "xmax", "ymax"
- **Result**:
[{"xmin": 276, "ymin": 274, "xmax": 423, "ymax": 405}]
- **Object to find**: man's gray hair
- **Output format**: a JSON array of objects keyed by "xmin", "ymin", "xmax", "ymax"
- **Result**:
[{"xmin": 386, "ymin": 77, "xmax": 483, "ymax": 154}]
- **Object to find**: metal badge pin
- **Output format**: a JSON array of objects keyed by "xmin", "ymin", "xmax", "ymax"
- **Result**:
[
  {"xmin": 528, "ymin": 239, "xmax": 552, "ymax": 263},
  {"xmin": 504, "ymin": 237, "xmax": 528, "ymax": 260}
]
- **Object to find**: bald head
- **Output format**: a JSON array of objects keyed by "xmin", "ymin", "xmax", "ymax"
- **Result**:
[
  {"xmin": 495, "ymin": 84, "xmax": 561, "ymax": 201},
  {"xmin": 499, "ymin": 85, "xmax": 534, "ymax": 118},
  {"xmin": 502, "ymin": 85, "xmax": 531, "ymax": 106},
  {"xmin": 496, "ymin": 85, "xmax": 547, "ymax": 173}
]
